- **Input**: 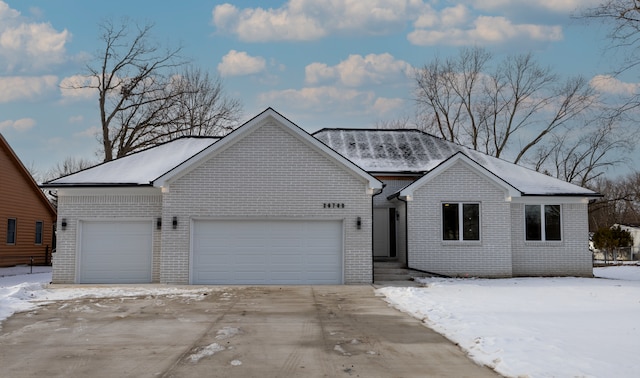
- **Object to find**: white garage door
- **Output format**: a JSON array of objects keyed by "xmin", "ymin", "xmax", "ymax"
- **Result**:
[
  {"xmin": 78, "ymin": 220, "xmax": 153, "ymax": 284},
  {"xmin": 192, "ymin": 220, "xmax": 343, "ymax": 284}
]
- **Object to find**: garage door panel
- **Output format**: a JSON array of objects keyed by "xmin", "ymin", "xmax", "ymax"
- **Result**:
[
  {"xmin": 79, "ymin": 221, "xmax": 152, "ymax": 284},
  {"xmin": 192, "ymin": 219, "xmax": 343, "ymax": 285}
]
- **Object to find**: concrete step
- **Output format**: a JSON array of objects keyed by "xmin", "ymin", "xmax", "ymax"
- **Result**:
[{"xmin": 373, "ymin": 261, "xmax": 428, "ymax": 282}]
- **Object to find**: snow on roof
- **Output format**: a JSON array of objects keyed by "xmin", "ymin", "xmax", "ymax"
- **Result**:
[
  {"xmin": 46, "ymin": 137, "xmax": 218, "ymax": 186},
  {"xmin": 314, "ymin": 129, "xmax": 599, "ymax": 196}
]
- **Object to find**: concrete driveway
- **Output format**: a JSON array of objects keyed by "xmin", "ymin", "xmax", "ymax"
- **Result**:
[{"xmin": 0, "ymin": 285, "xmax": 499, "ymax": 377}]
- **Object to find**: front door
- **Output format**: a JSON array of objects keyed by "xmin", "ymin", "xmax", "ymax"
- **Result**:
[{"xmin": 373, "ymin": 208, "xmax": 396, "ymax": 258}]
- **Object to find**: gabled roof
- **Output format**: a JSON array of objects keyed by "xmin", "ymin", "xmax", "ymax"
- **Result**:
[
  {"xmin": 397, "ymin": 152, "xmax": 521, "ymax": 201},
  {"xmin": 313, "ymin": 128, "xmax": 600, "ymax": 197},
  {"xmin": 43, "ymin": 137, "xmax": 218, "ymax": 187},
  {"xmin": 154, "ymin": 108, "xmax": 382, "ymax": 191},
  {"xmin": 44, "ymin": 108, "xmax": 382, "ymax": 192},
  {"xmin": 0, "ymin": 133, "xmax": 56, "ymax": 216}
]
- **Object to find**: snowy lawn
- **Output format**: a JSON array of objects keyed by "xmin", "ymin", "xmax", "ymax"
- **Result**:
[
  {"xmin": 377, "ymin": 265, "xmax": 640, "ymax": 378},
  {"xmin": 1, "ymin": 265, "xmax": 639, "ymax": 377},
  {"xmin": 0, "ymin": 265, "xmax": 213, "ymax": 327}
]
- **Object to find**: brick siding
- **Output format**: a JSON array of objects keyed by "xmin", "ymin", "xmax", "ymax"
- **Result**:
[
  {"xmin": 161, "ymin": 120, "xmax": 373, "ymax": 284},
  {"xmin": 510, "ymin": 202, "xmax": 592, "ymax": 277},
  {"xmin": 406, "ymin": 161, "xmax": 513, "ymax": 277},
  {"xmin": 53, "ymin": 192, "xmax": 162, "ymax": 283}
]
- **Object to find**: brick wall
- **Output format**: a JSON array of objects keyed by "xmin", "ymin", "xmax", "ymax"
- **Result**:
[
  {"xmin": 510, "ymin": 202, "xmax": 592, "ymax": 277},
  {"xmin": 52, "ymin": 191, "xmax": 162, "ymax": 283},
  {"xmin": 161, "ymin": 120, "xmax": 373, "ymax": 284},
  {"xmin": 406, "ymin": 161, "xmax": 513, "ymax": 277}
]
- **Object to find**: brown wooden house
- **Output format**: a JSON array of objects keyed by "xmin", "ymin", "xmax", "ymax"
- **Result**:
[{"xmin": 0, "ymin": 134, "xmax": 56, "ymax": 266}]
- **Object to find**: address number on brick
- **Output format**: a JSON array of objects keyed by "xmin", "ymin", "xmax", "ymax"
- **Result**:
[{"xmin": 323, "ymin": 203, "xmax": 345, "ymax": 209}]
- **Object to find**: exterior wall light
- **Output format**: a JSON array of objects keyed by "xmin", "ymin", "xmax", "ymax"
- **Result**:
[
  {"xmin": 61, "ymin": 219, "xmax": 67, "ymax": 230},
  {"xmin": 356, "ymin": 216, "xmax": 361, "ymax": 230},
  {"xmin": 156, "ymin": 217, "xmax": 162, "ymax": 230},
  {"xmin": 172, "ymin": 216, "xmax": 178, "ymax": 229}
]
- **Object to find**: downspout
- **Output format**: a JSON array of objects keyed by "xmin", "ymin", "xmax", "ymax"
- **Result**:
[
  {"xmin": 395, "ymin": 194, "xmax": 452, "ymax": 278},
  {"xmin": 370, "ymin": 183, "xmax": 386, "ymax": 283},
  {"xmin": 396, "ymin": 195, "xmax": 409, "ymax": 268}
]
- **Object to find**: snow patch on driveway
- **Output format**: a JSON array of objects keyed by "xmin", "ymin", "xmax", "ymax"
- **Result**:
[
  {"xmin": 216, "ymin": 326, "xmax": 241, "ymax": 340},
  {"xmin": 189, "ymin": 343, "xmax": 225, "ymax": 363}
]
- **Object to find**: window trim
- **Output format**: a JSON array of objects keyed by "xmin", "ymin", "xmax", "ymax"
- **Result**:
[
  {"xmin": 525, "ymin": 204, "xmax": 562, "ymax": 242},
  {"xmin": 442, "ymin": 202, "xmax": 481, "ymax": 242},
  {"xmin": 7, "ymin": 218, "xmax": 16, "ymax": 245},
  {"xmin": 35, "ymin": 221, "xmax": 44, "ymax": 245}
]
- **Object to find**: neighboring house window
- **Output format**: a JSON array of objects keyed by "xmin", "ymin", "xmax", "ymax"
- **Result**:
[
  {"xmin": 7, "ymin": 218, "xmax": 16, "ymax": 244},
  {"xmin": 525, "ymin": 205, "xmax": 561, "ymax": 241},
  {"xmin": 35, "ymin": 221, "xmax": 43, "ymax": 245},
  {"xmin": 442, "ymin": 203, "xmax": 480, "ymax": 241}
]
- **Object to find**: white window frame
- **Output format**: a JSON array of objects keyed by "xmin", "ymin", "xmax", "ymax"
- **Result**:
[
  {"xmin": 525, "ymin": 204, "xmax": 562, "ymax": 241},
  {"xmin": 442, "ymin": 202, "xmax": 481, "ymax": 242}
]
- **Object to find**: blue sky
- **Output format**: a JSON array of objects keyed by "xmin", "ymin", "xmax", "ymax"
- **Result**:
[{"xmin": 0, "ymin": 0, "xmax": 636, "ymax": 178}]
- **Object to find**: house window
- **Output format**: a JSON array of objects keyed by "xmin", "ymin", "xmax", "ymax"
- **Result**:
[
  {"xmin": 35, "ymin": 221, "xmax": 43, "ymax": 245},
  {"xmin": 442, "ymin": 203, "xmax": 480, "ymax": 241},
  {"xmin": 525, "ymin": 205, "xmax": 561, "ymax": 241},
  {"xmin": 7, "ymin": 218, "xmax": 16, "ymax": 244}
]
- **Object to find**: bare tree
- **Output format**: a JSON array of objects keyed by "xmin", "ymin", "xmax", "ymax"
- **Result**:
[
  {"xmin": 529, "ymin": 118, "xmax": 634, "ymax": 188},
  {"xmin": 589, "ymin": 172, "xmax": 640, "ymax": 230},
  {"xmin": 166, "ymin": 66, "xmax": 242, "ymax": 137},
  {"xmin": 68, "ymin": 19, "xmax": 241, "ymax": 162},
  {"xmin": 581, "ymin": 1, "xmax": 640, "ymax": 75},
  {"xmin": 414, "ymin": 47, "xmax": 491, "ymax": 148},
  {"xmin": 412, "ymin": 46, "xmax": 640, "ymax": 186},
  {"xmin": 374, "ymin": 115, "xmax": 415, "ymax": 130},
  {"xmin": 415, "ymin": 47, "xmax": 595, "ymax": 164},
  {"xmin": 44, "ymin": 156, "xmax": 96, "ymax": 182}
]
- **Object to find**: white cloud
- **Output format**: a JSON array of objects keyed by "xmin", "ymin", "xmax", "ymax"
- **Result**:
[
  {"xmin": 73, "ymin": 126, "xmax": 101, "ymax": 138},
  {"xmin": 0, "ymin": 118, "xmax": 36, "ymax": 131},
  {"xmin": 68, "ymin": 115, "xmax": 84, "ymax": 124},
  {"xmin": 0, "ymin": 75, "xmax": 57, "ymax": 102},
  {"xmin": 212, "ymin": 0, "xmax": 424, "ymax": 42},
  {"xmin": 305, "ymin": 53, "xmax": 412, "ymax": 87},
  {"xmin": 465, "ymin": 0, "xmax": 601, "ymax": 14},
  {"xmin": 590, "ymin": 75, "xmax": 640, "ymax": 96},
  {"xmin": 373, "ymin": 97, "xmax": 406, "ymax": 115},
  {"xmin": 59, "ymin": 75, "xmax": 98, "ymax": 101},
  {"xmin": 408, "ymin": 16, "xmax": 563, "ymax": 46},
  {"xmin": 212, "ymin": 1, "xmax": 569, "ymax": 47},
  {"xmin": 217, "ymin": 50, "xmax": 266, "ymax": 77},
  {"xmin": 0, "ymin": 1, "xmax": 19, "ymax": 18},
  {"xmin": 0, "ymin": 1, "xmax": 70, "ymax": 72},
  {"xmin": 440, "ymin": 4, "xmax": 471, "ymax": 28},
  {"xmin": 259, "ymin": 86, "xmax": 404, "ymax": 116}
]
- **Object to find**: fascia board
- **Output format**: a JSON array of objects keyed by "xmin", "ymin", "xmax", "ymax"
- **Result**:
[
  {"xmin": 510, "ymin": 196, "xmax": 591, "ymax": 205},
  {"xmin": 398, "ymin": 152, "xmax": 521, "ymax": 201},
  {"xmin": 57, "ymin": 186, "xmax": 161, "ymax": 197}
]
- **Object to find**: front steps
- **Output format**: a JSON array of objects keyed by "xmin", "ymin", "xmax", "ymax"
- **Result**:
[{"xmin": 373, "ymin": 260, "xmax": 431, "ymax": 282}]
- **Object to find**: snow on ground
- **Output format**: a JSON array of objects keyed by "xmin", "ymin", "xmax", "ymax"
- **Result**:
[
  {"xmin": 0, "ymin": 265, "xmax": 214, "ymax": 328},
  {"xmin": 1, "ymin": 265, "xmax": 639, "ymax": 377},
  {"xmin": 377, "ymin": 265, "xmax": 640, "ymax": 378}
]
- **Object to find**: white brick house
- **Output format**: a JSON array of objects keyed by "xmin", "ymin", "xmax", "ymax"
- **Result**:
[
  {"xmin": 45, "ymin": 109, "xmax": 382, "ymax": 284},
  {"xmin": 314, "ymin": 129, "xmax": 601, "ymax": 278},
  {"xmin": 45, "ymin": 109, "xmax": 600, "ymax": 284}
]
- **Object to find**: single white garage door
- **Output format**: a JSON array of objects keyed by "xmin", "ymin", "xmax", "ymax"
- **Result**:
[
  {"xmin": 78, "ymin": 220, "xmax": 153, "ymax": 284},
  {"xmin": 192, "ymin": 219, "xmax": 343, "ymax": 284}
]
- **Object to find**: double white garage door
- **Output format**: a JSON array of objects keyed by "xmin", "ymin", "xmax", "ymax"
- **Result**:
[
  {"xmin": 78, "ymin": 219, "xmax": 343, "ymax": 284},
  {"xmin": 192, "ymin": 220, "xmax": 343, "ymax": 284}
]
